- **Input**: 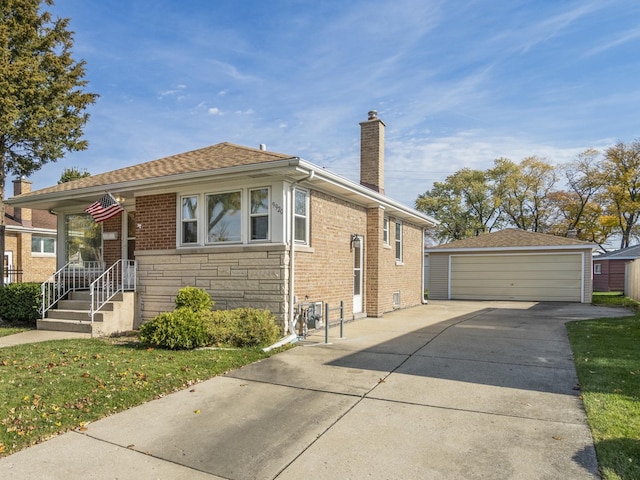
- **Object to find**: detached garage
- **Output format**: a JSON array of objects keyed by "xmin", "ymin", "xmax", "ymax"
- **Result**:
[{"xmin": 426, "ymin": 229, "xmax": 595, "ymax": 303}]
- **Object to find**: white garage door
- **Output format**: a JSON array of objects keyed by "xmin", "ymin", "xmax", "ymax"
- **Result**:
[{"xmin": 450, "ymin": 253, "xmax": 583, "ymax": 302}]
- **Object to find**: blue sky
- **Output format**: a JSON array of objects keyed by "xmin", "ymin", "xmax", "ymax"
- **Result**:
[{"xmin": 26, "ymin": 0, "xmax": 640, "ymax": 206}]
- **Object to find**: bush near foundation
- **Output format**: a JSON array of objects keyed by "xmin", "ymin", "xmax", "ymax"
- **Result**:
[
  {"xmin": 0, "ymin": 283, "xmax": 41, "ymax": 325},
  {"xmin": 139, "ymin": 287, "xmax": 281, "ymax": 350},
  {"xmin": 209, "ymin": 308, "xmax": 281, "ymax": 347}
]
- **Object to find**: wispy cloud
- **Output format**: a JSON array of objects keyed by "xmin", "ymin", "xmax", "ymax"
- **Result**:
[{"xmin": 584, "ymin": 26, "xmax": 640, "ymax": 56}]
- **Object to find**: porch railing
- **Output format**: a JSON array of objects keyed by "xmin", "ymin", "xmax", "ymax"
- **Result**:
[
  {"xmin": 41, "ymin": 261, "xmax": 105, "ymax": 317},
  {"xmin": 89, "ymin": 259, "xmax": 136, "ymax": 326}
]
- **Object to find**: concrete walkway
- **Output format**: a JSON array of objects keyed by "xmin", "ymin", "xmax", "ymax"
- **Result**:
[
  {"xmin": 0, "ymin": 301, "xmax": 632, "ymax": 479},
  {"xmin": 0, "ymin": 329, "xmax": 91, "ymax": 347}
]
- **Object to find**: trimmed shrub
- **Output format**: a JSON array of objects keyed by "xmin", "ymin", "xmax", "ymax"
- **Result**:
[
  {"xmin": 139, "ymin": 309, "xmax": 213, "ymax": 350},
  {"xmin": 0, "ymin": 283, "xmax": 41, "ymax": 324},
  {"xmin": 174, "ymin": 286, "xmax": 213, "ymax": 312},
  {"xmin": 139, "ymin": 286, "xmax": 280, "ymax": 350},
  {"xmin": 225, "ymin": 308, "xmax": 281, "ymax": 348}
]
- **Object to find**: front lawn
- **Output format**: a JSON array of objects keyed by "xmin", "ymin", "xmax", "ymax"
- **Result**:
[
  {"xmin": 0, "ymin": 335, "xmax": 282, "ymax": 457},
  {"xmin": 0, "ymin": 325, "xmax": 32, "ymax": 338},
  {"xmin": 567, "ymin": 315, "xmax": 640, "ymax": 480},
  {"xmin": 592, "ymin": 292, "xmax": 640, "ymax": 311}
]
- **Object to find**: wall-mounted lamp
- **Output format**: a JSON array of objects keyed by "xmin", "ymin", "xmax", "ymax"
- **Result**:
[{"xmin": 350, "ymin": 233, "xmax": 362, "ymax": 251}]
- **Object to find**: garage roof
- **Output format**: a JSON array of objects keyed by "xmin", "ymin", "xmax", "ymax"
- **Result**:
[{"xmin": 425, "ymin": 228, "xmax": 596, "ymax": 253}]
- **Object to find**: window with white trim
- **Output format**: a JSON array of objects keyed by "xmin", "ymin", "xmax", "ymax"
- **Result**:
[
  {"xmin": 383, "ymin": 216, "xmax": 389, "ymax": 245},
  {"xmin": 395, "ymin": 220, "xmax": 402, "ymax": 262},
  {"xmin": 32, "ymin": 236, "xmax": 56, "ymax": 255},
  {"xmin": 250, "ymin": 188, "xmax": 270, "ymax": 241},
  {"xmin": 594, "ymin": 263, "xmax": 602, "ymax": 275},
  {"xmin": 206, "ymin": 190, "xmax": 242, "ymax": 243},
  {"xmin": 294, "ymin": 188, "xmax": 309, "ymax": 244},
  {"xmin": 181, "ymin": 196, "xmax": 198, "ymax": 244}
]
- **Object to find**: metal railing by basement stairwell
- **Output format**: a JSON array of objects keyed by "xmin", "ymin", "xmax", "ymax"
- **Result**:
[
  {"xmin": 41, "ymin": 261, "xmax": 105, "ymax": 318},
  {"xmin": 90, "ymin": 259, "xmax": 136, "ymax": 327}
]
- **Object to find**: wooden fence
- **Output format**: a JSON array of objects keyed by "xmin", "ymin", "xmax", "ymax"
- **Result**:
[{"xmin": 625, "ymin": 259, "xmax": 640, "ymax": 301}]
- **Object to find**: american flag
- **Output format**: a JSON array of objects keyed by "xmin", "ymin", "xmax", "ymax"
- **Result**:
[{"xmin": 85, "ymin": 193, "xmax": 124, "ymax": 223}]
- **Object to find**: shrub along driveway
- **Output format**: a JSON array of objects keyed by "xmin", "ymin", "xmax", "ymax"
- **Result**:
[{"xmin": 0, "ymin": 300, "xmax": 631, "ymax": 480}]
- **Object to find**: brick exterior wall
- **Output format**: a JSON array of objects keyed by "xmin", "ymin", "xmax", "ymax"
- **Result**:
[
  {"xmin": 379, "ymin": 218, "xmax": 425, "ymax": 311},
  {"xmin": 294, "ymin": 191, "xmax": 368, "ymax": 319},
  {"xmin": 359, "ymin": 117, "xmax": 385, "ymax": 193},
  {"xmin": 4, "ymin": 231, "xmax": 56, "ymax": 283},
  {"xmin": 128, "ymin": 189, "xmax": 425, "ymax": 328},
  {"xmin": 294, "ymin": 191, "xmax": 425, "ymax": 320},
  {"xmin": 136, "ymin": 193, "xmax": 177, "ymax": 251},
  {"xmin": 101, "ymin": 214, "xmax": 123, "ymax": 268}
]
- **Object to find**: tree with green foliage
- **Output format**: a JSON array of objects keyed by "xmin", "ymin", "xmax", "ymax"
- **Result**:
[
  {"xmin": 416, "ymin": 168, "xmax": 502, "ymax": 243},
  {"xmin": 547, "ymin": 149, "xmax": 612, "ymax": 250},
  {"xmin": 0, "ymin": 0, "xmax": 98, "ymax": 286},
  {"xmin": 600, "ymin": 140, "xmax": 640, "ymax": 248},
  {"xmin": 58, "ymin": 166, "xmax": 90, "ymax": 183},
  {"xmin": 491, "ymin": 156, "xmax": 556, "ymax": 232}
]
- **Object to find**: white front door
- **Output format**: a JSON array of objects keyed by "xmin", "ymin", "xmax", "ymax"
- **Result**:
[{"xmin": 353, "ymin": 235, "xmax": 363, "ymax": 314}]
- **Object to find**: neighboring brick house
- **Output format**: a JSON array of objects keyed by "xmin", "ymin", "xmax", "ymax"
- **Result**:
[
  {"xmin": 3, "ymin": 178, "xmax": 57, "ymax": 284},
  {"xmin": 592, "ymin": 245, "xmax": 640, "ymax": 292},
  {"xmin": 7, "ymin": 112, "xmax": 437, "ymax": 331}
]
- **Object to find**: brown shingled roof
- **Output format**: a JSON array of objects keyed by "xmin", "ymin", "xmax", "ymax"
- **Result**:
[
  {"xmin": 428, "ymin": 228, "xmax": 593, "ymax": 250},
  {"xmin": 5, "ymin": 206, "xmax": 56, "ymax": 230},
  {"xmin": 15, "ymin": 142, "xmax": 294, "ymax": 198}
]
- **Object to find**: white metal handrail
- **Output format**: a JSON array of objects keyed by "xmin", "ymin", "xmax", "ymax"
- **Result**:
[
  {"xmin": 41, "ymin": 261, "xmax": 105, "ymax": 317},
  {"xmin": 89, "ymin": 259, "xmax": 136, "ymax": 326}
]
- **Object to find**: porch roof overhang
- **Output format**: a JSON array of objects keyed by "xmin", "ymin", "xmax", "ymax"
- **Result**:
[{"xmin": 7, "ymin": 157, "xmax": 438, "ymax": 228}]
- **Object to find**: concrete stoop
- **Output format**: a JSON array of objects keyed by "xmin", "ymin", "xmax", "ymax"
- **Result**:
[{"xmin": 38, "ymin": 290, "xmax": 135, "ymax": 336}]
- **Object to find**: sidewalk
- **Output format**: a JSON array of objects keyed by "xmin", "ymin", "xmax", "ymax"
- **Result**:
[
  {"xmin": 0, "ymin": 301, "xmax": 631, "ymax": 479},
  {"xmin": 0, "ymin": 329, "xmax": 91, "ymax": 348}
]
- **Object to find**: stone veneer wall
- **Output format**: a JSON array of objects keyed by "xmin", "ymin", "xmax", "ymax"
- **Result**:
[{"xmin": 135, "ymin": 245, "xmax": 289, "ymax": 329}]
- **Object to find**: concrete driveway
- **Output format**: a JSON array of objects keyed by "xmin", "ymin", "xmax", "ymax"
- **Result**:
[{"xmin": 0, "ymin": 300, "xmax": 631, "ymax": 479}]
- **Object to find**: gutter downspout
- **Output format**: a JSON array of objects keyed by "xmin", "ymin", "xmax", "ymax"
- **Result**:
[
  {"xmin": 287, "ymin": 169, "xmax": 315, "ymax": 334},
  {"xmin": 422, "ymin": 227, "xmax": 428, "ymax": 304}
]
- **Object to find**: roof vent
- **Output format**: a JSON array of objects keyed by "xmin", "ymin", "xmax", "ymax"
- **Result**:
[
  {"xmin": 259, "ymin": 144, "xmax": 266, "ymax": 151},
  {"xmin": 368, "ymin": 110, "xmax": 378, "ymax": 120}
]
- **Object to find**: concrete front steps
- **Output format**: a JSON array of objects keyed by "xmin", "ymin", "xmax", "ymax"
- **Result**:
[{"xmin": 38, "ymin": 290, "xmax": 135, "ymax": 337}]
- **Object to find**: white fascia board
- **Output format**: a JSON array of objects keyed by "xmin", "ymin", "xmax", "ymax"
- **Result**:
[
  {"xmin": 295, "ymin": 159, "xmax": 439, "ymax": 227},
  {"xmin": 5, "ymin": 226, "xmax": 56, "ymax": 235},
  {"xmin": 425, "ymin": 244, "xmax": 597, "ymax": 254}
]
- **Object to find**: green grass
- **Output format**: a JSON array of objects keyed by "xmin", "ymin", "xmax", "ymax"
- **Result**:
[
  {"xmin": 0, "ymin": 335, "xmax": 284, "ymax": 457},
  {"xmin": 567, "ymin": 315, "xmax": 640, "ymax": 480},
  {"xmin": 592, "ymin": 292, "xmax": 640, "ymax": 311},
  {"xmin": 0, "ymin": 325, "xmax": 32, "ymax": 338}
]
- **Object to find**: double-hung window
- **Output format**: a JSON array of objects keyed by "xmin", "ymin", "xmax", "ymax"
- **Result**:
[
  {"xmin": 250, "ymin": 188, "xmax": 270, "ymax": 241},
  {"xmin": 294, "ymin": 189, "xmax": 308, "ymax": 244},
  {"xmin": 383, "ymin": 216, "xmax": 389, "ymax": 245},
  {"xmin": 395, "ymin": 220, "xmax": 403, "ymax": 262},
  {"xmin": 181, "ymin": 196, "xmax": 198, "ymax": 244},
  {"xmin": 207, "ymin": 191, "xmax": 242, "ymax": 243}
]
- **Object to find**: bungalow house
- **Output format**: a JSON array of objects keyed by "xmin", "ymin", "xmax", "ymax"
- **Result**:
[
  {"xmin": 6, "ymin": 111, "xmax": 438, "ymax": 335},
  {"xmin": 3, "ymin": 178, "xmax": 57, "ymax": 284},
  {"xmin": 592, "ymin": 245, "xmax": 640, "ymax": 292}
]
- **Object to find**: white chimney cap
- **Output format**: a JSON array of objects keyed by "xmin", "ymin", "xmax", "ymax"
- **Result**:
[
  {"xmin": 368, "ymin": 110, "xmax": 378, "ymax": 120},
  {"xmin": 259, "ymin": 144, "xmax": 266, "ymax": 151}
]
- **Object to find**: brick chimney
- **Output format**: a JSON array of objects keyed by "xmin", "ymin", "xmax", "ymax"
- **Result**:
[
  {"xmin": 12, "ymin": 177, "xmax": 32, "ymax": 227},
  {"xmin": 359, "ymin": 110, "xmax": 385, "ymax": 194}
]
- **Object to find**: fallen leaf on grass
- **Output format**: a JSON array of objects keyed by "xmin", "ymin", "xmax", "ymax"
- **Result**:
[{"xmin": 194, "ymin": 409, "xmax": 201, "ymax": 414}]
